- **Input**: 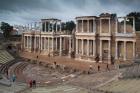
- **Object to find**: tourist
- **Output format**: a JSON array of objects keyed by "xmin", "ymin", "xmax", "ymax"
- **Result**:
[
  {"xmin": 106, "ymin": 64, "xmax": 110, "ymax": 71},
  {"xmin": 98, "ymin": 65, "xmax": 100, "ymax": 71},
  {"xmin": 32, "ymin": 80, "xmax": 36, "ymax": 88},
  {"xmin": 29, "ymin": 80, "xmax": 32, "ymax": 88},
  {"xmin": 89, "ymin": 64, "xmax": 93, "ymax": 70},
  {"xmin": 12, "ymin": 74, "xmax": 16, "ymax": 82}
]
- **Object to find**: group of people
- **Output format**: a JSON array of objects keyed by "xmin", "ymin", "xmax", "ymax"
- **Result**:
[
  {"xmin": 89, "ymin": 63, "xmax": 110, "ymax": 72},
  {"xmin": 29, "ymin": 80, "xmax": 36, "ymax": 88}
]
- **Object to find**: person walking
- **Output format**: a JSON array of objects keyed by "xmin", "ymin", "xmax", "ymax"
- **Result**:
[
  {"xmin": 98, "ymin": 65, "xmax": 100, "ymax": 71},
  {"xmin": 12, "ymin": 74, "xmax": 16, "ymax": 82},
  {"xmin": 29, "ymin": 80, "xmax": 32, "ymax": 88},
  {"xmin": 106, "ymin": 64, "xmax": 110, "ymax": 71},
  {"xmin": 32, "ymin": 80, "xmax": 36, "ymax": 88}
]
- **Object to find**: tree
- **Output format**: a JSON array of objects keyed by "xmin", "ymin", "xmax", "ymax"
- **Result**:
[
  {"xmin": 65, "ymin": 21, "xmax": 75, "ymax": 32},
  {"xmin": 127, "ymin": 12, "xmax": 140, "ymax": 31},
  {"xmin": 0, "ymin": 22, "xmax": 13, "ymax": 38},
  {"xmin": 60, "ymin": 21, "xmax": 75, "ymax": 34}
]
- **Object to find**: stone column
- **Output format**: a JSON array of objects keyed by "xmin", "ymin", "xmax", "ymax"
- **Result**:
[
  {"xmin": 48, "ymin": 37, "xmax": 50, "ymax": 52},
  {"xmin": 108, "ymin": 40, "xmax": 111, "ymax": 62},
  {"xmin": 48, "ymin": 22, "xmax": 50, "ymax": 32},
  {"xmin": 87, "ymin": 39, "xmax": 89, "ymax": 56},
  {"xmin": 133, "ymin": 41, "xmax": 135, "ymax": 59},
  {"xmin": 124, "ymin": 41, "xmax": 126, "ymax": 60},
  {"xmin": 34, "ymin": 36, "xmax": 36, "ymax": 52},
  {"xmin": 76, "ymin": 39, "xmax": 78, "ymax": 54},
  {"xmin": 59, "ymin": 37, "xmax": 62, "ymax": 56},
  {"xmin": 44, "ymin": 37, "xmax": 46, "ymax": 50},
  {"xmin": 26, "ymin": 36, "xmax": 28, "ymax": 48},
  {"xmin": 116, "ymin": 18, "xmax": 118, "ymax": 33},
  {"xmin": 24, "ymin": 36, "xmax": 26, "ymax": 48},
  {"xmin": 60, "ymin": 22, "xmax": 62, "ymax": 32},
  {"xmin": 99, "ymin": 40, "xmax": 102, "ymax": 62},
  {"xmin": 56, "ymin": 22, "xmax": 57, "ymax": 32},
  {"xmin": 82, "ymin": 39, "xmax": 84, "ymax": 55},
  {"xmin": 133, "ymin": 17, "xmax": 135, "ymax": 33},
  {"xmin": 115, "ymin": 41, "xmax": 118, "ymax": 59},
  {"xmin": 76, "ymin": 20, "xmax": 78, "ymax": 32},
  {"xmin": 69, "ymin": 37, "xmax": 72, "ymax": 56},
  {"xmin": 124, "ymin": 17, "xmax": 126, "ymax": 33},
  {"xmin": 56, "ymin": 37, "xmax": 57, "ymax": 51},
  {"xmin": 93, "ymin": 19, "xmax": 96, "ymax": 32},
  {"xmin": 82, "ymin": 20, "xmax": 83, "ymax": 32},
  {"xmin": 52, "ymin": 23, "xmax": 54, "ymax": 33},
  {"xmin": 87, "ymin": 20, "xmax": 89, "ymax": 32},
  {"xmin": 93, "ymin": 40, "xmax": 96, "ymax": 57},
  {"xmin": 52, "ymin": 37, "xmax": 54, "ymax": 52},
  {"xmin": 109, "ymin": 18, "xmax": 111, "ymax": 34},
  {"xmin": 44, "ymin": 22, "xmax": 46, "ymax": 32},
  {"xmin": 41, "ymin": 37, "xmax": 43, "ymax": 50},
  {"xmin": 100, "ymin": 19, "xmax": 102, "ymax": 33}
]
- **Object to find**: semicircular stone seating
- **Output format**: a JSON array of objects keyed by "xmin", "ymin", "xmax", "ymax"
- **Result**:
[{"xmin": 0, "ymin": 50, "xmax": 15, "ymax": 65}]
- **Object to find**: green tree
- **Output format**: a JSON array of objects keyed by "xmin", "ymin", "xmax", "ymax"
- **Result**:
[
  {"xmin": 127, "ymin": 12, "xmax": 140, "ymax": 31},
  {"xmin": 0, "ymin": 22, "xmax": 13, "ymax": 38},
  {"xmin": 65, "ymin": 21, "xmax": 75, "ymax": 32}
]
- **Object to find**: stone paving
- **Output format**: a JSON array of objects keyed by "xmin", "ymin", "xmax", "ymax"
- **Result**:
[
  {"xmin": 22, "ymin": 85, "xmax": 89, "ymax": 93},
  {"xmin": 0, "ymin": 82, "xmax": 27, "ymax": 93}
]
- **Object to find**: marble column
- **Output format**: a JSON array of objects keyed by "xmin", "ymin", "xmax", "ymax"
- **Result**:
[
  {"xmin": 52, "ymin": 37, "xmax": 54, "ymax": 52},
  {"xmin": 76, "ymin": 20, "xmax": 78, "ymax": 32},
  {"xmin": 99, "ymin": 40, "xmax": 102, "ymax": 62},
  {"xmin": 56, "ymin": 22, "xmax": 57, "ymax": 32},
  {"xmin": 34, "ymin": 36, "xmax": 36, "ymax": 52},
  {"xmin": 93, "ymin": 19, "xmax": 96, "ymax": 32},
  {"xmin": 59, "ymin": 37, "xmax": 62, "ymax": 56},
  {"xmin": 87, "ymin": 20, "xmax": 89, "ymax": 32},
  {"xmin": 26, "ymin": 36, "xmax": 28, "ymax": 48},
  {"xmin": 60, "ymin": 22, "xmax": 62, "ymax": 32},
  {"xmin": 48, "ymin": 22, "xmax": 50, "ymax": 32},
  {"xmin": 133, "ymin": 41, "xmax": 135, "ymax": 59},
  {"xmin": 108, "ymin": 40, "xmax": 111, "ymax": 60},
  {"xmin": 133, "ymin": 17, "xmax": 135, "ymax": 33},
  {"xmin": 48, "ymin": 37, "xmax": 50, "ymax": 52},
  {"xmin": 109, "ymin": 18, "xmax": 111, "ymax": 34},
  {"xmin": 93, "ymin": 40, "xmax": 96, "ymax": 57},
  {"xmin": 69, "ymin": 37, "xmax": 72, "ymax": 56},
  {"xmin": 44, "ymin": 22, "xmax": 46, "ymax": 32},
  {"xmin": 124, "ymin": 41, "xmax": 126, "ymax": 60},
  {"xmin": 115, "ymin": 41, "xmax": 118, "ymax": 59},
  {"xmin": 55, "ymin": 37, "xmax": 57, "ymax": 51},
  {"xmin": 76, "ymin": 39, "xmax": 78, "ymax": 54},
  {"xmin": 87, "ymin": 39, "xmax": 89, "ymax": 56},
  {"xmin": 116, "ymin": 18, "xmax": 118, "ymax": 33},
  {"xmin": 82, "ymin": 39, "xmax": 84, "ymax": 55},
  {"xmin": 44, "ymin": 37, "xmax": 46, "ymax": 50},
  {"xmin": 24, "ymin": 36, "xmax": 26, "ymax": 48},
  {"xmin": 82, "ymin": 20, "xmax": 83, "ymax": 32},
  {"xmin": 124, "ymin": 17, "xmax": 126, "ymax": 33},
  {"xmin": 100, "ymin": 19, "xmax": 102, "ymax": 33}
]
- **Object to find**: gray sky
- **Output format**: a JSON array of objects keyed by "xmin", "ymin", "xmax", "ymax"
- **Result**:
[{"xmin": 0, "ymin": 0, "xmax": 139, "ymax": 25}]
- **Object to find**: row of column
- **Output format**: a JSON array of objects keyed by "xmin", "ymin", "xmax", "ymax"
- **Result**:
[
  {"xmin": 76, "ymin": 19, "xmax": 96, "ymax": 32},
  {"xmin": 99, "ymin": 40, "xmax": 111, "ymax": 62},
  {"xmin": 24, "ymin": 35, "xmax": 72, "ymax": 56},
  {"xmin": 115, "ymin": 41, "xmax": 135, "ymax": 60},
  {"xmin": 76, "ymin": 39, "xmax": 96, "ymax": 56},
  {"xmin": 100, "ymin": 18, "xmax": 111, "ymax": 34},
  {"xmin": 116, "ymin": 17, "xmax": 135, "ymax": 33},
  {"xmin": 43, "ymin": 21, "xmax": 62, "ymax": 32}
]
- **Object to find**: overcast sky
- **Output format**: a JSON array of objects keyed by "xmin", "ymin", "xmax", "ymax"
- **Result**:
[{"xmin": 0, "ymin": 0, "xmax": 139, "ymax": 25}]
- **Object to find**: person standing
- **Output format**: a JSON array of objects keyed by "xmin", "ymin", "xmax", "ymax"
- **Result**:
[{"xmin": 12, "ymin": 74, "xmax": 16, "ymax": 82}]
